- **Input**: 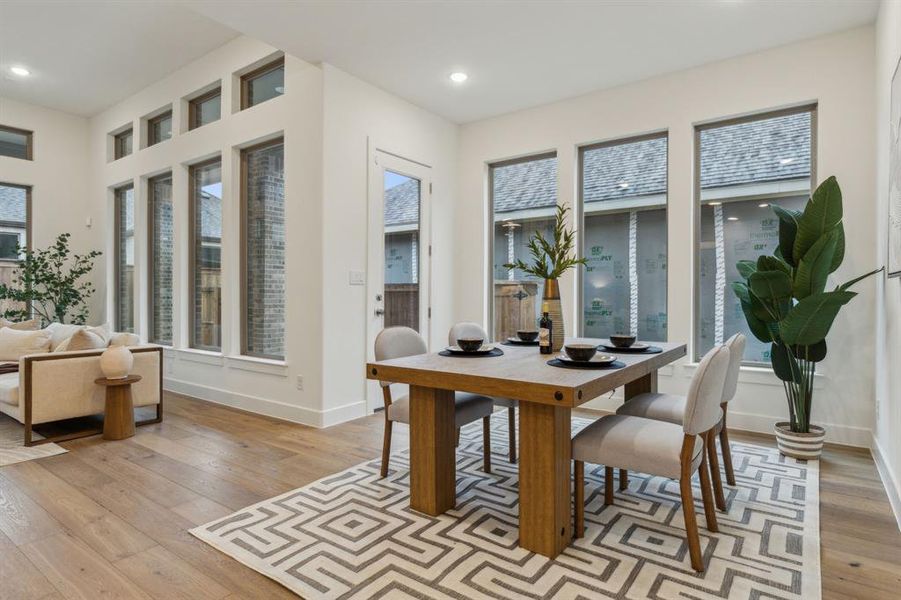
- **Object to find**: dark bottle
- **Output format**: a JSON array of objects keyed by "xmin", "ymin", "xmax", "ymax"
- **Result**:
[{"xmin": 539, "ymin": 303, "xmax": 553, "ymax": 355}]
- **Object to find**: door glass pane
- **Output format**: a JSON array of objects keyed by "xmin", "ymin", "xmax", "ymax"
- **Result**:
[
  {"xmin": 191, "ymin": 161, "xmax": 222, "ymax": 350},
  {"xmin": 490, "ymin": 154, "xmax": 557, "ymax": 341},
  {"xmin": 383, "ymin": 170, "xmax": 420, "ymax": 331},
  {"xmin": 697, "ymin": 109, "xmax": 812, "ymax": 363},
  {"xmin": 149, "ymin": 174, "xmax": 173, "ymax": 345},
  {"xmin": 115, "ymin": 185, "xmax": 135, "ymax": 333}
]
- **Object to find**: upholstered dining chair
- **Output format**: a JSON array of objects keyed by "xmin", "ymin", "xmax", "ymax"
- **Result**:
[
  {"xmin": 572, "ymin": 344, "xmax": 731, "ymax": 572},
  {"xmin": 375, "ymin": 326, "xmax": 495, "ymax": 478},
  {"xmin": 448, "ymin": 322, "xmax": 518, "ymax": 463},
  {"xmin": 615, "ymin": 333, "xmax": 746, "ymax": 510}
]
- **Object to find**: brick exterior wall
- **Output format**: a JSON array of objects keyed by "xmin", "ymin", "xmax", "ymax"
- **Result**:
[
  {"xmin": 150, "ymin": 176, "xmax": 173, "ymax": 344},
  {"xmin": 244, "ymin": 142, "xmax": 285, "ymax": 358},
  {"xmin": 116, "ymin": 185, "xmax": 134, "ymax": 332}
]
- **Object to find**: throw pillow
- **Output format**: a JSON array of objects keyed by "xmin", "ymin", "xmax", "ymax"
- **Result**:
[
  {"xmin": 109, "ymin": 332, "xmax": 141, "ymax": 347},
  {"xmin": 0, "ymin": 328, "xmax": 51, "ymax": 361},
  {"xmin": 63, "ymin": 328, "xmax": 108, "ymax": 351},
  {"xmin": 0, "ymin": 318, "xmax": 39, "ymax": 331},
  {"xmin": 45, "ymin": 323, "xmax": 85, "ymax": 351}
]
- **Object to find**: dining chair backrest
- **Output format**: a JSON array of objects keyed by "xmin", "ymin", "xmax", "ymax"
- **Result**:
[
  {"xmin": 448, "ymin": 322, "xmax": 488, "ymax": 347},
  {"xmin": 722, "ymin": 333, "xmax": 746, "ymax": 404},
  {"xmin": 682, "ymin": 345, "xmax": 731, "ymax": 435},
  {"xmin": 374, "ymin": 327, "xmax": 427, "ymax": 387}
]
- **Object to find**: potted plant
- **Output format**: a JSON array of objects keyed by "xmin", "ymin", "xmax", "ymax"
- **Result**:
[
  {"xmin": 731, "ymin": 176, "xmax": 882, "ymax": 459},
  {"xmin": 505, "ymin": 204, "xmax": 587, "ymax": 351}
]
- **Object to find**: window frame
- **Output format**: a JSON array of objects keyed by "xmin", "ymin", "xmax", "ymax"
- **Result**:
[
  {"xmin": 692, "ymin": 103, "xmax": 818, "ymax": 365},
  {"xmin": 147, "ymin": 111, "xmax": 173, "ymax": 147},
  {"xmin": 113, "ymin": 128, "xmax": 133, "ymax": 160},
  {"xmin": 576, "ymin": 130, "xmax": 669, "ymax": 339},
  {"xmin": 0, "ymin": 125, "xmax": 33, "ymax": 161},
  {"xmin": 240, "ymin": 57, "xmax": 285, "ymax": 110},
  {"xmin": 147, "ymin": 172, "xmax": 173, "ymax": 346},
  {"xmin": 240, "ymin": 136, "xmax": 285, "ymax": 360},
  {"xmin": 188, "ymin": 88, "xmax": 222, "ymax": 131},
  {"xmin": 188, "ymin": 156, "xmax": 223, "ymax": 352},
  {"xmin": 113, "ymin": 183, "xmax": 135, "ymax": 333},
  {"xmin": 486, "ymin": 150, "xmax": 557, "ymax": 341}
]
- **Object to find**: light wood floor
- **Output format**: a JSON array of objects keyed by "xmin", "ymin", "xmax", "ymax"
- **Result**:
[{"xmin": 1, "ymin": 392, "xmax": 899, "ymax": 600}]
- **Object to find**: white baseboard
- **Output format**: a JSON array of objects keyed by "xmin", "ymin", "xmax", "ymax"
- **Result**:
[
  {"xmin": 871, "ymin": 434, "xmax": 901, "ymax": 532},
  {"xmin": 725, "ymin": 410, "xmax": 872, "ymax": 448},
  {"xmin": 320, "ymin": 400, "xmax": 368, "ymax": 427}
]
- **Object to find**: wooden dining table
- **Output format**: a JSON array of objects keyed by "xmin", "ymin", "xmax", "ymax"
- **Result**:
[{"xmin": 365, "ymin": 338, "xmax": 686, "ymax": 559}]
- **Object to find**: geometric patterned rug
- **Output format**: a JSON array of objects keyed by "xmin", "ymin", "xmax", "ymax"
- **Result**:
[{"xmin": 191, "ymin": 413, "xmax": 820, "ymax": 599}]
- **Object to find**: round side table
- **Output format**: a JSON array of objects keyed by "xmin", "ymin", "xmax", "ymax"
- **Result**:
[{"xmin": 95, "ymin": 374, "xmax": 142, "ymax": 441}]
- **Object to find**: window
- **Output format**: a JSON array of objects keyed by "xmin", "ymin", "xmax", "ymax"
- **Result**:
[
  {"xmin": 148, "ymin": 173, "xmax": 173, "ymax": 345},
  {"xmin": 0, "ymin": 125, "xmax": 32, "ymax": 160},
  {"xmin": 579, "ymin": 134, "xmax": 668, "ymax": 341},
  {"xmin": 189, "ymin": 88, "xmax": 221, "ymax": 130},
  {"xmin": 242, "ymin": 139, "xmax": 285, "ymax": 359},
  {"xmin": 241, "ymin": 57, "xmax": 284, "ymax": 109},
  {"xmin": 114, "ymin": 183, "xmax": 135, "ymax": 333},
  {"xmin": 189, "ymin": 159, "xmax": 222, "ymax": 351},
  {"xmin": 0, "ymin": 183, "xmax": 30, "ymax": 317},
  {"xmin": 114, "ymin": 128, "xmax": 133, "ymax": 159},
  {"xmin": 696, "ymin": 106, "xmax": 815, "ymax": 364},
  {"xmin": 147, "ymin": 111, "xmax": 172, "ymax": 146},
  {"xmin": 489, "ymin": 153, "xmax": 557, "ymax": 341}
]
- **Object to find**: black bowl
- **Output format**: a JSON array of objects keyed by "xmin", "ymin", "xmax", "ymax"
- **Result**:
[
  {"xmin": 516, "ymin": 330, "xmax": 539, "ymax": 342},
  {"xmin": 564, "ymin": 344, "xmax": 597, "ymax": 362},
  {"xmin": 457, "ymin": 338, "xmax": 484, "ymax": 352},
  {"xmin": 609, "ymin": 334, "xmax": 636, "ymax": 348}
]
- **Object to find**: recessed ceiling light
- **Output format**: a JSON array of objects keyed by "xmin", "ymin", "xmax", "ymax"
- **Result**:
[
  {"xmin": 727, "ymin": 216, "xmax": 739, "ymax": 221},
  {"xmin": 759, "ymin": 203, "xmax": 770, "ymax": 208},
  {"xmin": 10, "ymin": 66, "xmax": 30, "ymax": 77},
  {"xmin": 779, "ymin": 157, "xmax": 795, "ymax": 165},
  {"xmin": 708, "ymin": 201, "xmax": 722, "ymax": 206},
  {"xmin": 449, "ymin": 72, "xmax": 468, "ymax": 83}
]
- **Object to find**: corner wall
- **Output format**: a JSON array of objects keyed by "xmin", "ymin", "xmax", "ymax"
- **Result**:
[{"xmin": 456, "ymin": 26, "xmax": 878, "ymax": 446}]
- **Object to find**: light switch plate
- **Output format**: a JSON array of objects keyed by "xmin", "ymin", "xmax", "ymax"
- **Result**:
[{"xmin": 349, "ymin": 270, "xmax": 365, "ymax": 285}]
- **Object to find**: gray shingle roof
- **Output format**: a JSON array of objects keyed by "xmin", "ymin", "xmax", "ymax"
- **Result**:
[
  {"xmin": 384, "ymin": 179, "xmax": 420, "ymax": 227},
  {"xmin": 0, "ymin": 185, "xmax": 27, "ymax": 225},
  {"xmin": 200, "ymin": 190, "xmax": 221, "ymax": 240},
  {"xmin": 491, "ymin": 111, "xmax": 811, "ymax": 214}
]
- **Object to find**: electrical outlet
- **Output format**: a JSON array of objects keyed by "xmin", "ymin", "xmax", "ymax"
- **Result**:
[{"xmin": 296, "ymin": 375, "xmax": 303, "ymax": 390}]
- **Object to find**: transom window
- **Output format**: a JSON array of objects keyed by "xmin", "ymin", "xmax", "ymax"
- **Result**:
[
  {"xmin": 241, "ymin": 57, "xmax": 285, "ymax": 109},
  {"xmin": 0, "ymin": 125, "xmax": 32, "ymax": 160},
  {"xmin": 114, "ymin": 128, "xmax": 133, "ymax": 159},
  {"xmin": 189, "ymin": 88, "xmax": 221, "ymax": 130},
  {"xmin": 147, "ymin": 111, "xmax": 173, "ymax": 146}
]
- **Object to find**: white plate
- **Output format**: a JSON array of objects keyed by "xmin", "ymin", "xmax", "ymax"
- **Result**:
[
  {"xmin": 446, "ymin": 344, "xmax": 496, "ymax": 354},
  {"xmin": 601, "ymin": 342, "xmax": 650, "ymax": 351},
  {"xmin": 556, "ymin": 353, "xmax": 616, "ymax": 364}
]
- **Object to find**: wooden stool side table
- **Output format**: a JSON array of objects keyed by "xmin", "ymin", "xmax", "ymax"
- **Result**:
[{"xmin": 95, "ymin": 375, "xmax": 142, "ymax": 441}]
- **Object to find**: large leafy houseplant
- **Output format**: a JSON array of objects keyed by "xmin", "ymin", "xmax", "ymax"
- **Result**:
[
  {"xmin": 0, "ymin": 233, "xmax": 101, "ymax": 326},
  {"xmin": 731, "ymin": 176, "xmax": 882, "ymax": 436}
]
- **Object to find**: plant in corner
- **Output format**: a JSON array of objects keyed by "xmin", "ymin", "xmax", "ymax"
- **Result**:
[
  {"xmin": 0, "ymin": 233, "xmax": 102, "ymax": 326},
  {"xmin": 731, "ymin": 176, "xmax": 882, "ymax": 459},
  {"xmin": 505, "ymin": 204, "xmax": 587, "ymax": 351}
]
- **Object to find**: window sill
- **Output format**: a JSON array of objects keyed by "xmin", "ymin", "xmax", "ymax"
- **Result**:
[
  {"xmin": 177, "ymin": 348, "xmax": 224, "ymax": 366},
  {"xmin": 680, "ymin": 362, "xmax": 824, "ymax": 388},
  {"xmin": 226, "ymin": 355, "xmax": 288, "ymax": 377}
]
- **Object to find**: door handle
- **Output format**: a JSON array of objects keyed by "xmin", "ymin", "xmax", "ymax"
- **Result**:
[{"xmin": 374, "ymin": 308, "xmax": 385, "ymax": 317}]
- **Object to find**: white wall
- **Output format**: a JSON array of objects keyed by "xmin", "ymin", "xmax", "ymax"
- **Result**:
[
  {"xmin": 320, "ymin": 65, "xmax": 458, "ymax": 424},
  {"xmin": 0, "ymin": 98, "xmax": 100, "ymax": 319},
  {"xmin": 873, "ymin": 0, "xmax": 901, "ymax": 527},
  {"xmin": 456, "ymin": 27, "xmax": 877, "ymax": 446}
]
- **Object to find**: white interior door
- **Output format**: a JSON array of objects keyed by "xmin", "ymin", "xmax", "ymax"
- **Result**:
[{"xmin": 366, "ymin": 147, "xmax": 432, "ymax": 412}]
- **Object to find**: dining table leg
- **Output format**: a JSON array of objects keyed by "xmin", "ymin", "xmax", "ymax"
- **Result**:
[
  {"xmin": 518, "ymin": 401, "xmax": 572, "ymax": 559},
  {"xmin": 409, "ymin": 385, "xmax": 457, "ymax": 515}
]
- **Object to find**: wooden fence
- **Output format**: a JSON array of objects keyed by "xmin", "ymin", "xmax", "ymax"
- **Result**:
[
  {"xmin": 494, "ymin": 280, "xmax": 539, "ymax": 341},
  {"xmin": 385, "ymin": 283, "xmax": 419, "ymax": 331}
]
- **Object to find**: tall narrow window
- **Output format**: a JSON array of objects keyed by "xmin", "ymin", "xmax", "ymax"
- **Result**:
[
  {"xmin": 147, "ymin": 111, "xmax": 173, "ymax": 146},
  {"xmin": 189, "ymin": 159, "xmax": 222, "ymax": 351},
  {"xmin": 189, "ymin": 88, "xmax": 221, "ymax": 130},
  {"xmin": 148, "ymin": 173, "xmax": 173, "ymax": 345},
  {"xmin": 114, "ymin": 183, "xmax": 135, "ymax": 333},
  {"xmin": 0, "ymin": 125, "xmax": 32, "ymax": 160},
  {"xmin": 580, "ymin": 134, "xmax": 668, "ymax": 341},
  {"xmin": 696, "ymin": 106, "xmax": 815, "ymax": 363},
  {"xmin": 489, "ymin": 153, "xmax": 557, "ymax": 341},
  {"xmin": 0, "ymin": 183, "xmax": 30, "ymax": 317},
  {"xmin": 383, "ymin": 170, "xmax": 421, "ymax": 331},
  {"xmin": 114, "ymin": 128, "xmax": 133, "ymax": 159},
  {"xmin": 241, "ymin": 57, "xmax": 285, "ymax": 109},
  {"xmin": 242, "ymin": 139, "xmax": 285, "ymax": 359}
]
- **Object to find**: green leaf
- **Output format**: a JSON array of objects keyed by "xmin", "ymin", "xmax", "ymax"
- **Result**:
[
  {"xmin": 736, "ymin": 260, "xmax": 757, "ymax": 280},
  {"xmin": 732, "ymin": 283, "xmax": 773, "ymax": 342},
  {"xmin": 779, "ymin": 290, "xmax": 856, "ymax": 346},
  {"xmin": 830, "ymin": 222, "xmax": 845, "ymax": 273},
  {"xmin": 793, "ymin": 228, "xmax": 838, "ymax": 299},
  {"xmin": 757, "ymin": 255, "xmax": 792, "ymax": 276},
  {"xmin": 836, "ymin": 266, "xmax": 884, "ymax": 292},
  {"xmin": 790, "ymin": 340, "xmax": 827, "ymax": 362},
  {"xmin": 749, "ymin": 270, "xmax": 793, "ymax": 300},
  {"xmin": 772, "ymin": 205, "xmax": 801, "ymax": 266},
  {"xmin": 793, "ymin": 176, "xmax": 843, "ymax": 262},
  {"xmin": 771, "ymin": 343, "xmax": 795, "ymax": 381}
]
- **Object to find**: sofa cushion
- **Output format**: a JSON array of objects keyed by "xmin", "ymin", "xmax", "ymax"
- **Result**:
[
  {"xmin": 0, "ymin": 318, "xmax": 38, "ymax": 331},
  {"xmin": 45, "ymin": 322, "xmax": 84, "ymax": 351},
  {"xmin": 0, "ymin": 327, "xmax": 51, "ymax": 361},
  {"xmin": 109, "ymin": 332, "xmax": 141, "ymax": 347},
  {"xmin": 0, "ymin": 372, "xmax": 18, "ymax": 406}
]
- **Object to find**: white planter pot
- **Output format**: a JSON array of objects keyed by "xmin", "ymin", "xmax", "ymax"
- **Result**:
[
  {"xmin": 774, "ymin": 422, "xmax": 825, "ymax": 460},
  {"xmin": 100, "ymin": 345, "xmax": 133, "ymax": 379}
]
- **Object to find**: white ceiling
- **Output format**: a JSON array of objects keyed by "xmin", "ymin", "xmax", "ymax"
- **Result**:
[
  {"xmin": 0, "ymin": 1, "xmax": 879, "ymax": 122},
  {"xmin": 0, "ymin": 1, "xmax": 238, "ymax": 116},
  {"xmin": 188, "ymin": 0, "xmax": 879, "ymax": 123}
]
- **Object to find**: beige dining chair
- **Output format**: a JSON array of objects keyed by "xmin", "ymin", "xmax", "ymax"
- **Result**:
[
  {"xmin": 375, "ymin": 326, "xmax": 495, "ymax": 478},
  {"xmin": 572, "ymin": 344, "xmax": 731, "ymax": 572},
  {"xmin": 448, "ymin": 322, "xmax": 518, "ymax": 463},
  {"xmin": 615, "ymin": 333, "xmax": 746, "ymax": 510}
]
